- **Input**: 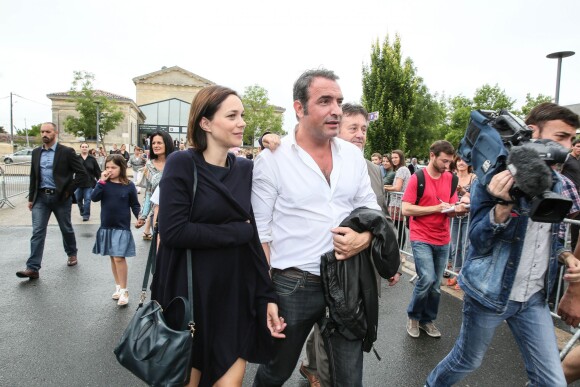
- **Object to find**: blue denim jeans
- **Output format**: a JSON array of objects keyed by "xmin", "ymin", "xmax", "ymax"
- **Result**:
[
  {"xmin": 74, "ymin": 187, "xmax": 93, "ymax": 218},
  {"xmin": 26, "ymin": 192, "xmax": 77, "ymax": 271},
  {"xmin": 426, "ymin": 292, "xmax": 566, "ymax": 387},
  {"xmin": 253, "ymin": 269, "xmax": 363, "ymax": 387},
  {"xmin": 407, "ymin": 241, "xmax": 449, "ymax": 323},
  {"xmin": 449, "ymin": 216, "xmax": 469, "ymax": 271}
]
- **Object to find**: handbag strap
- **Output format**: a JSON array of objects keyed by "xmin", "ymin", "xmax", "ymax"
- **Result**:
[{"xmin": 186, "ymin": 155, "xmax": 197, "ymax": 337}]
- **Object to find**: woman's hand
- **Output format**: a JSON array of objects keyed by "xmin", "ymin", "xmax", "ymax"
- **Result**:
[
  {"xmin": 100, "ymin": 170, "xmax": 110, "ymax": 181},
  {"xmin": 266, "ymin": 303, "xmax": 286, "ymax": 338}
]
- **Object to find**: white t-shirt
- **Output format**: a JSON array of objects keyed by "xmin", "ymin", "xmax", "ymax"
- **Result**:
[{"xmin": 150, "ymin": 186, "xmax": 160, "ymax": 205}]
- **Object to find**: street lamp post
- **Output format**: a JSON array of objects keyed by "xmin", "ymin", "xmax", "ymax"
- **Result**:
[
  {"xmin": 546, "ymin": 51, "xmax": 575, "ymax": 104},
  {"xmin": 95, "ymin": 101, "xmax": 101, "ymax": 153}
]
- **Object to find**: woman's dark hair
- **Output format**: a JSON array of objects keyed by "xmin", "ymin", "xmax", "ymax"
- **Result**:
[
  {"xmin": 383, "ymin": 153, "xmax": 394, "ymax": 171},
  {"xmin": 188, "ymin": 85, "xmax": 239, "ymax": 152},
  {"xmin": 453, "ymin": 154, "xmax": 473, "ymax": 174},
  {"xmin": 149, "ymin": 130, "xmax": 174, "ymax": 159},
  {"xmin": 105, "ymin": 154, "xmax": 129, "ymax": 185},
  {"xmin": 391, "ymin": 149, "xmax": 405, "ymax": 171}
]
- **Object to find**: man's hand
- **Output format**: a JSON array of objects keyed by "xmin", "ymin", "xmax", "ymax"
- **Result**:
[
  {"xmin": 266, "ymin": 303, "xmax": 286, "ymax": 338},
  {"xmin": 436, "ymin": 202, "xmax": 452, "ymax": 212},
  {"xmin": 331, "ymin": 227, "xmax": 372, "ymax": 260},
  {"xmin": 563, "ymin": 254, "xmax": 580, "ymax": 283},
  {"xmin": 559, "ymin": 282, "xmax": 580, "ymax": 327},
  {"xmin": 388, "ymin": 272, "xmax": 401, "ymax": 286},
  {"xmin": 262, "ymin": 134, "xmax": 281, "ymax": 152},
  {"xmin": 135, "ymin": 218, "xmax": 145, "ymax": 228},
  {"xmin": 28, "ymin": 202, "xmax": 33, "ymax": 211},
  {"xmin": 487, "ymin": 170, "xmax": 514, "ymax": 201}
]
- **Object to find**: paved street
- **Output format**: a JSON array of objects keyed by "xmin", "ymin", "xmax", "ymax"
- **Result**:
[{"xmin": 0, "ymin": 193, "xmax": 577, "ymax": 386}]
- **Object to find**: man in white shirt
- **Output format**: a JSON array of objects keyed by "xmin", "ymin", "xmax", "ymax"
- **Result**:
[{"xmin": 251, "ymin": 69, "xmax": 379, "ymax": 387}]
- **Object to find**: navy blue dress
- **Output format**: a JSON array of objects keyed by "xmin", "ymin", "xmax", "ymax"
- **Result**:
[
  {"xmin": 152, "ymin": 149, "xmax": 276, "ymax": 386},
  {"xmin": 91, "ymin": 181, "xmax": 140, "ymax": 257}
]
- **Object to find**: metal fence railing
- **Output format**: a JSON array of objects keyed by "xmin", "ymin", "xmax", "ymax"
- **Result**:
[
  {"xmin": 0, "ymin": 162, "xmax": 30, "ymax": 208},
  {"xmin": 386, "ymin": 191, "xmax": 580, "ymax": 360}
]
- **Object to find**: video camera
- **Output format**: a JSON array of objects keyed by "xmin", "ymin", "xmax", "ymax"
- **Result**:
[{"xmin": 458, "ymin": 109, "xmax": 572, "ymax": 223}]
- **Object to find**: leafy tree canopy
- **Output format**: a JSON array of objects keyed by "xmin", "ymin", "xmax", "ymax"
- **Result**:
[
  {"xmin": 362, "ymin": 34, "xmax": 417, "ymax": 158},
  {"xmin": 16, "ymin": 123, "xmax": 41, "ymax": 137},
  {"xmin": 241, "ymin": 85, "xmax": 284, "ymax": 147},
  {"xmin": 518, "ymin": 93, "xmax": 553, "ymax": 118},
  {"xmin": 63, "ymin": 71, "xmax": 124, "ymax": 142}
]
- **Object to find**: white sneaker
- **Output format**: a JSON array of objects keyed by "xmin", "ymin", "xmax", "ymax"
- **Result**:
[
  {"xmin": 112, "ymin": 285, "xmax": 121, "ymax": 300},
  {"xmin": 117, "ymin": 289, "xmax": 129, "ymax": 306}
]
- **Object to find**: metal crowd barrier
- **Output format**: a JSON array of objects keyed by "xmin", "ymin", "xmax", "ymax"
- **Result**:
[
  {"xmin": 0, "ymin": 162, "xmax": 31, "ymax": 208},
  {"xmin": 386, "ymin": 191, "xmax": 580, "ymax": 360}
]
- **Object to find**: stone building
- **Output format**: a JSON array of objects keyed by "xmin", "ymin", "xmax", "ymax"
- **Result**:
[
  {"xmin": 132, "ymin": 66, "xmax": 215, "ymax": 146},
  {"xmin": 47, "ymin": 65, "xmax": 285, "ymax": 152},
  {"xmin": 46, "ymin": 90, "xmax": 145, "ymax": 151}
]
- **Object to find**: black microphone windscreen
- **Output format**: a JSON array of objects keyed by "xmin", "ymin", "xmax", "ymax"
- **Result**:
[{"xmin": 507, "ymin": 146, "xmax": 552, "ymax": 198}]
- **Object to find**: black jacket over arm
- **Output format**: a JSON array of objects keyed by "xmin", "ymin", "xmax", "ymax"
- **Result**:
[
  {"xmin": 321, "ymin": 207, "xmax": 400, "ymax": 353},
  {"xmin": 29, "ymin": 143, "xmax": 89, "ymax": 204}
]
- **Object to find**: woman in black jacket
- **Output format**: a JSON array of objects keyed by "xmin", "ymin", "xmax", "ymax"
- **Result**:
[{"xmin": 152, "ymin": 85, "xmax": 285, "ymax": 387}]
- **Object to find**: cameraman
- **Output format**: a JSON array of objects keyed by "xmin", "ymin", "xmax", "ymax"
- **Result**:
[{"xmin": 426, "ymin": 103, "xmax": 580, "ymax": 387}]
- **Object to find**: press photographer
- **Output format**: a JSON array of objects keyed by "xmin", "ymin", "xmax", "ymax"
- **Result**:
[
  {"xmin": 458, "ymin": 108, "xmax": 572, "ymax": 222},
  {"xmin": 426, "ymin": 103, "xmax": 580, "ymax": 387}
]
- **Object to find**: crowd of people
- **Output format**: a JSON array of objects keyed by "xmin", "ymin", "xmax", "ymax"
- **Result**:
[{"xmin": 12, "ymin": 68, "xmax": 580, "ymax": 386}]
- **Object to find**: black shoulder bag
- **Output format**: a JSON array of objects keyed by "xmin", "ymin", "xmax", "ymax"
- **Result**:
[{"xmin": 114, "ymin": 159, "xmax": 197, "ymax": 387}]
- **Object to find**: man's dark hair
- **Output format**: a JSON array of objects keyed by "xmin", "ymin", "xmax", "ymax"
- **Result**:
[
  {"xmin": 342, "ymin": 103, "xmax": 368, "ymax": 119},
  {"xmin": 293, "ymin": 69, "xmax": 339, "ymax": 116},
  {"xmin": 573, "ymin": 138, "xmax": 580, "ymax": 147},
  {"xmin": 149, "ymin": 130, "xmax": 175, "ymax": 159},
  {"xmin": 430, "ymin": 140, "xmax": 455, "ymax": 157},
  {"xmin": 525, "ymin": 102, "xmax": 580, "ymax": 130}
]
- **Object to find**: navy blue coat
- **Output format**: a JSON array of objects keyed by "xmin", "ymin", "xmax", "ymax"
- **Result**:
[{"xmin": 152, "ymin": 149, "xmax": 276, "ymax": 386}]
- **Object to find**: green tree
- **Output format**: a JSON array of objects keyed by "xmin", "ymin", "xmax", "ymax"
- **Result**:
[
  {"xmin": 518, "ymin": 93, "xmax": 553, "ymax": 118},
  {"xmin": 444, "ymin": 84, "xmax": 515, "ymax": 148},
  {"xmin": 0, "ymin": 126, "xmax": 5, "ymax": 134},
  {"xmin": 362, "ymin": 34, "xmax": 417, "ymax": 157},
  {"xmin": 472, "ymin": 84, "xmax": 515, "ymax": 111},
  {"xmin": 63, "ymin": 71, "xmax": 123, "ymax": 142},
  {"xmin": 444, "ymin": 95, "xmax": 473, "ymax": 148},
  {"xmin": 16, "ymin": 123, "xmax": 41, "ymax": 137},
  {"xmin": 406, "ymin": 82, "xmax": 448, "ymax": 159},
  {"xmin": 241, "ymin": 85, "xmax": 284, "ymax": 147}
]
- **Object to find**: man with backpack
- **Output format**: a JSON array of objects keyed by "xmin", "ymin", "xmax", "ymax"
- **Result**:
[{"xmin": 401, "ymin": 140, "xmax": 467, "ymax": 338}]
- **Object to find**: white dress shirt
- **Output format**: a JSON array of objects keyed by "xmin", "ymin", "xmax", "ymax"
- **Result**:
[{"xmin": 251, "ymin": 128, "xmax": 379, "ymax": 275}]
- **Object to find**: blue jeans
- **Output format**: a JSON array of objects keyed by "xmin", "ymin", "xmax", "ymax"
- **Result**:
[
  {"xmin": 449, "ymin": 216, "xmax": 469, "ymax": 271},
  {"xmin": 407, "ymin": 241, "xmax": 449, "ymax": 323},
  {"xmin": 26, "ymin": 192, "xmax": 77, "ymax": 271},
  {"xmin": 426, "ymin": 292, "xmax": 566, "ymax": 386},
  {"xmin": 253, "ymin": 269, "xmax": 363, "ymax": 387},
  {"xmin": 74, "ymin": 187, "xmax": 93, "ymax": 218}
]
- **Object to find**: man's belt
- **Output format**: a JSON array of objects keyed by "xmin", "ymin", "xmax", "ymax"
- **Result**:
[
  {"xmin": 39, "ymin": 188, "xmax": 56, "ymax": 194},
  {"xmin": 271, "ymin": 267, "xmax": 321, "ymax": 283}
]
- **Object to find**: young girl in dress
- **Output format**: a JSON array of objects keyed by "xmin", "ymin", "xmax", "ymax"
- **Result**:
[{"xmin": 92, "ymin": 154, "xmax": 145, "ymax": 306}]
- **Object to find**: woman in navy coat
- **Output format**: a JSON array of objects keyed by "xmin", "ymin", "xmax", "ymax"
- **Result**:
[{"xmin": 152, "ymin": 85, "xmax": 285, "ymax": 387}]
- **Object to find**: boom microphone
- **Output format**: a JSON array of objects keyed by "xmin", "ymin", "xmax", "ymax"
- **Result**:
[{"xmin": 507, "ymin": 146, "xmax": 553, "ymax": 199}]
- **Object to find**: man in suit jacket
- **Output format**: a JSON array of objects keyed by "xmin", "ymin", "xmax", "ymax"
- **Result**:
[{"xmin": 16, "ymin": 122, "xmax": 88, "ymax": 279}]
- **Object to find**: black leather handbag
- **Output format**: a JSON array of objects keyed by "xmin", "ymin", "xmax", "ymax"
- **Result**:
[{"xmin": 114, "ymin": 159, "xmax": 197, "ymax": 387}]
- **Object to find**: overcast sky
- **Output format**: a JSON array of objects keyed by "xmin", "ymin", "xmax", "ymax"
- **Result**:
[{"xmin": 1, "ymin": 0, "xmax": 579, "ymax": 136}]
